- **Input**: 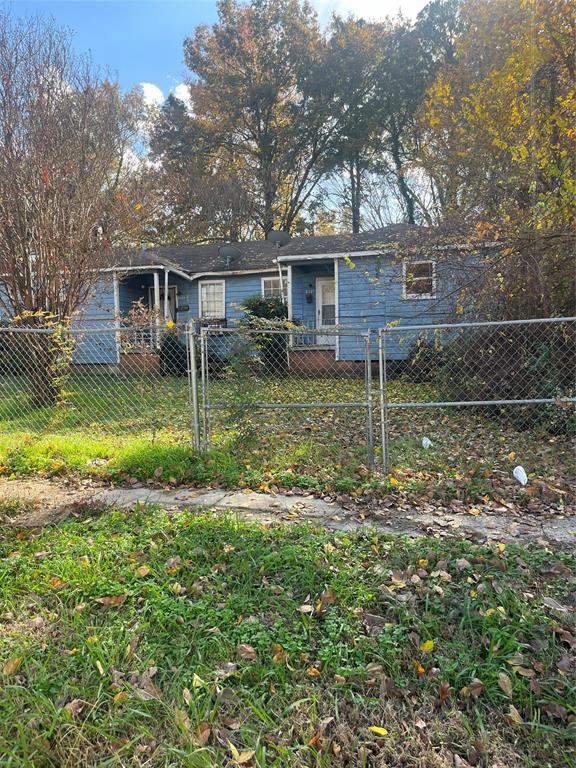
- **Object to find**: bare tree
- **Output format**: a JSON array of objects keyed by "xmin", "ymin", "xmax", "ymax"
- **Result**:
[{"xmin": 0, "ymin": 11, "xmax": 149, "ymax": 403}]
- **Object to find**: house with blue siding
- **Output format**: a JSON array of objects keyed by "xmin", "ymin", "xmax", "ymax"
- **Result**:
[{"xmin": 69, "ymin": 224, "xmax": 473, "ymax": 366}]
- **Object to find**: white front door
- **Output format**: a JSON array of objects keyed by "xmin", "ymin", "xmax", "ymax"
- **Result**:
[{"xmin": 315, "ymin": 277, "xmax": 336, "ymax": 346}]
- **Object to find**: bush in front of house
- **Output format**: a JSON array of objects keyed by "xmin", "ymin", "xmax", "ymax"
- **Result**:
[
  {"xmin": 435, "ymin": 322, "xmax": 576, "ymax": 435},
  {"xmin": 239, "ymin": 295, "xmax": 290, "ymax": 374}
]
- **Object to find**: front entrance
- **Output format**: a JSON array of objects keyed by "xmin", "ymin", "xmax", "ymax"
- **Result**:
[
  {"xmin": 149, "ymin": 286, "xmax": 177, "ymax": 322},
  {"xmin": 315, "ymin": 278, "xmax": 336, "ymax": 346}
]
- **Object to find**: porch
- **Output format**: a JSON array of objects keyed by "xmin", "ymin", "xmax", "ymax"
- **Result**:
[{"xmin": 287, "ymin": 260, "xmax": 336, "ymax": 350}]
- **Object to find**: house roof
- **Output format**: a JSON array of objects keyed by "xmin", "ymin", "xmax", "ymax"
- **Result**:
[{"xmin": 113, "ymin": 224, "xmax": 421, "ymax": 277}]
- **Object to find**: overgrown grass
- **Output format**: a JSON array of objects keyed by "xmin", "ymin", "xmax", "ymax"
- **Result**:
[
  {"xmin": 0, "ymin": 373, "xmax": 574, "ymax": 503},
  {"xmin": 0, "ymin": 506, "xmax": 574, "ymax": 766}
]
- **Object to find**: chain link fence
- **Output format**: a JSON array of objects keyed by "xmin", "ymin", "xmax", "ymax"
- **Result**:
[
  {"xmin": 0, "ymin": 317, "xmax": 573, "ymax": 489},
  {"xmin": 378, "ymin": 316, "xmax": 576, "ymax": 478},
  {"xmin": 0, "ymin": 324, "xmax": 195, "ymax": 441}
]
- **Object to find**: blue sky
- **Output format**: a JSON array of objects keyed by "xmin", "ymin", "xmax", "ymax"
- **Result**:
[{"xmin": 7, "ymin": 0, "xmax": 428, "ymax": 104}]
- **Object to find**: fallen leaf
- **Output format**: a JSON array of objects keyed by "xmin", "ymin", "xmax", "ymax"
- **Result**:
[
  {"xmin": 2, "ymin": 657, "xmax": 22, "ymax": 676},
  {"xmin": 542, "ymin": 596, "xmax": 568, "ymax": 613},
  {"xmin": 306, "ymin": 666, "xmax": 321, "ymax": 677},
  {"xmin": 420, "ymin": 639, "xmax": 434, "ymax": 653},
  {"xmin": 113, "ymin": 691, "xmax": 129, "ymax": 705},
  {"xmin": 504, "ymin": 705, "xmax": 523, "ymax": 726},
  {"xmin": 368, "ymin": 726, "xmax": 388, "ymax": 737},
  {"xmin": 192, "ymin": 721, "xmax": 211, "ymax": 747},
  {"xmin": 94, "ymin": 594, "xmax": 128, "ymax": 608},
  {"xmin": 192, "ymin": 672, "xmax": 206, "ymax": 687},
  {"xmin": 228, "ymin": 741, "xmax": 255, "ymax": 764},
  {"xmin": 498, "ymin": 672, "xmax": 513, "ymax": 697},
  {"xmin": 438, "ymin": 680, "xmax": 450, "ymax": 704},
  {"xmin": 236, "ymin": 644, "xmax": 257, "ymax": 661},
  {"xmin": 49, "ymin": 577, "xmax": 67, "ymax": 589},
  {"xmin": 136, "ymin": 565, "xmax": 151, "ymax": 577},
  {"xmin": 183, "ymin": 687, "xmax": 192, "ymax": 706},
  {"xmin": 64, "ymin": 699, "xmax": 85, "ymax": 718}
]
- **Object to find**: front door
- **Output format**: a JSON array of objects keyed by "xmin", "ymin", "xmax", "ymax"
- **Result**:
[{"xmin": 315, "ymin": 278, "xmax": 336, "ymax": 346}]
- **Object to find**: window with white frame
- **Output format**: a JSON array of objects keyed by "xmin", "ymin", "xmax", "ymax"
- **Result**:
[
  {"xmin": 403, "ymin": 260, "xmax": 436, "ymax": 298},
  {"xmin": 261, "ymin": 276, "xmax": 288, "ymax": 299},
  {"xmin": 199, "ymin": 280, "xmax": 225, "ymax": 319}
]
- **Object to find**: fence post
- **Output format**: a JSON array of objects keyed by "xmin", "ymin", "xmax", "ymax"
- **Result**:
[
  {"xmin": 200, "ymin": 328, "xmax": 209, "ymax": 452},
  {"xmin": 187, "ymin": 323, "xmax": 201, "ymax": 450},
  {"xmin": 378, "ymin": 329, "xmax": 389, "ymax": 474},
  {"xmin": 364, "ymin": 332, "xmax": 375, "ymax": 469}
]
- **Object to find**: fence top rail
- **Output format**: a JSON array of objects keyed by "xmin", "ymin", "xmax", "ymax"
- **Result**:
[
  {"xmin": 381, "ymin": 316, "xmax": 576, "ymax": 334},
  {"xmin": 200, "ymin": 326, "xmax": 370, "ymax": 338}
]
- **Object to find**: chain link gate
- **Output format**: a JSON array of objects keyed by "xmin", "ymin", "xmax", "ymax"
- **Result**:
[{"xmin": 195, "ymin": 327, "xmax": 376, "ymax": 471}]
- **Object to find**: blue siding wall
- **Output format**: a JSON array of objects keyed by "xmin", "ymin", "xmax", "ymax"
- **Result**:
[
  {"xmin": 337, "ymin": 255, "xmax": 464, "ymax": 361},
  {"xmin": 72, "ymin": 279, "xmax": 118, "ymax": 364}
]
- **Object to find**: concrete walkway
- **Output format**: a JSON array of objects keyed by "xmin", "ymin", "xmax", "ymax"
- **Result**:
[{"xmin": 1, "ymin": 477, "xmax": 572, "ymax": 549}]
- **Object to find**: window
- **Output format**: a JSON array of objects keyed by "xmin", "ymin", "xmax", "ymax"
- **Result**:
[
  {"xmin": 199, "ymin": 280, "xmax": 225, "ymax": 319},
  {"xmin": 261, "ymin": 276, "xmax": 287, "ymax": 299},
  {"xmin": 403, "ymin": 260, "xmax": 435, "ymax": 298}
]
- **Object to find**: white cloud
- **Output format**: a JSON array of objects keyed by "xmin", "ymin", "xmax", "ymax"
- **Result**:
[
  {"xmin": 140, "ymin": 82, "xmax": 165, "ymax": 108},
  {"xmin": 173, "ymin": 82, "xmax": 193, "ymax": 111},
  {"xmin": 312, "ymin": 0, "xmax": 429, "ymax": 23}
]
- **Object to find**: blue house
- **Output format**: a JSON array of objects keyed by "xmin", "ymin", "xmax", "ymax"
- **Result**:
[{"xmin": 72, "ymin": 224, "xmax": 471, "ymax": 365}]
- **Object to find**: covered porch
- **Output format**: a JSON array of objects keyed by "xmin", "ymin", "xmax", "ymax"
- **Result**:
[{"xmin": 286, "ymin": 259, "xmax": 337, "ymax": 349}]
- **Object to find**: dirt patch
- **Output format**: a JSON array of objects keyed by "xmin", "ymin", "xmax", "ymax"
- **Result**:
[{"xmin": 0, "ymin": 476, "xmax": 105, "ymax": 527}]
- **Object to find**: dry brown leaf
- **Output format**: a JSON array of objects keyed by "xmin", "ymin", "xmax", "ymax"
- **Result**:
[
  {"xmin": 2, "ymin": 657, "xmax": 22, "ymax": 676},
  {"xmin": 113, "ymin": 691, "xmax": 129, "ymax": 705},
  {"xmin": 94, "ymin": 594, "xmax": 128, "ymax": 608},
  {"xmin": 192, "ymin": 721, "xmax": 211, "ymax": 747},
  {"xmin": 236, "ymin": 644, "xmax": 257, "ymax": 661},
  {"xmin": 498, "ymin": 672, "xmax": 513, "ymax": 697},
  {"xmin": 136, "ymin": 565, "xmax": 151, "ymax": 578},
  {"xmin": 64, "ymin": 699, "xmax": 85, "ymax": 718}
]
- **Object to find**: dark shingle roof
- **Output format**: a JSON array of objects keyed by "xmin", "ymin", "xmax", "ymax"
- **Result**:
[{"xmin": 114, "ymin": 224, "xmax": 420, "ymax": 276}]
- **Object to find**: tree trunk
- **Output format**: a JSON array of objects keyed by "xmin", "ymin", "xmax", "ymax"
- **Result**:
[
  {"xmin": 390, "ymin": 135, "xmax": 416, "ymax": 225},
  {"xmin": 349, "ymin": 157, "xmax": 362, "ymax": 234},
  {"xmin": 24, "ymin": 329, "xmax": 73, "ymax": 408}
]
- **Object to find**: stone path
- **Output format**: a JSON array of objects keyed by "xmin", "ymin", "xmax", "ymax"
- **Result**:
[{"xmin": 1, "ymin": 477, "xmax": 574, "ymax": 548}]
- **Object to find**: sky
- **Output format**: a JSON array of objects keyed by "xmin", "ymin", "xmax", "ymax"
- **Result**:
[{"xmin": 6, "ymin": 0, "xmax": 430, "ymax": 105}]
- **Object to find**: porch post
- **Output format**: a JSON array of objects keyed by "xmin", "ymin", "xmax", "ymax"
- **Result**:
[
  {"xmin": 112, "ymin": 271, "xmax": 121, "ymax": 363},
  {"xmin": 163, "ymin": 268, "xmax": 169, "ymax": 321},
  {"xmin": 153, "ymin": 270, "xmax": 161, "ymax": 318},
  {"xmin": 153, "ymin": 270, "xmax": 161, "ymax": 347}
]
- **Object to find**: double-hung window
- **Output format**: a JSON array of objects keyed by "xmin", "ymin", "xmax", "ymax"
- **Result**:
[{"xmin": 199, "ymin": 280, "xmax": 225, "ymax": 320}]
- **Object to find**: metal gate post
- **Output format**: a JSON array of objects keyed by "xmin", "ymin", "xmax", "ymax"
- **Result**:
[
  {"xmin": 199, "ymin": 329, "xmax": 210, "ymax": 451},
  {"xmin": 186, "ymin": 323, "xmax": 201, "ymax": 450},
  {"xmin": 364, "ymin": 333, "xmax": 375, "ymax": 469},
  {"xmin": 378, "ymin": 329, "xmax": 389, "ymax": 474}
]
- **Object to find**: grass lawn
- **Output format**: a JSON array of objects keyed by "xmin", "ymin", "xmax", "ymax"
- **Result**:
[
  {"xmin": 0, "ymin": 505, "xmax": 574, "ymax": 767},
  {"xmin": 0, "ymin": 372, "xmax": 573, "ymax": 505}
]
